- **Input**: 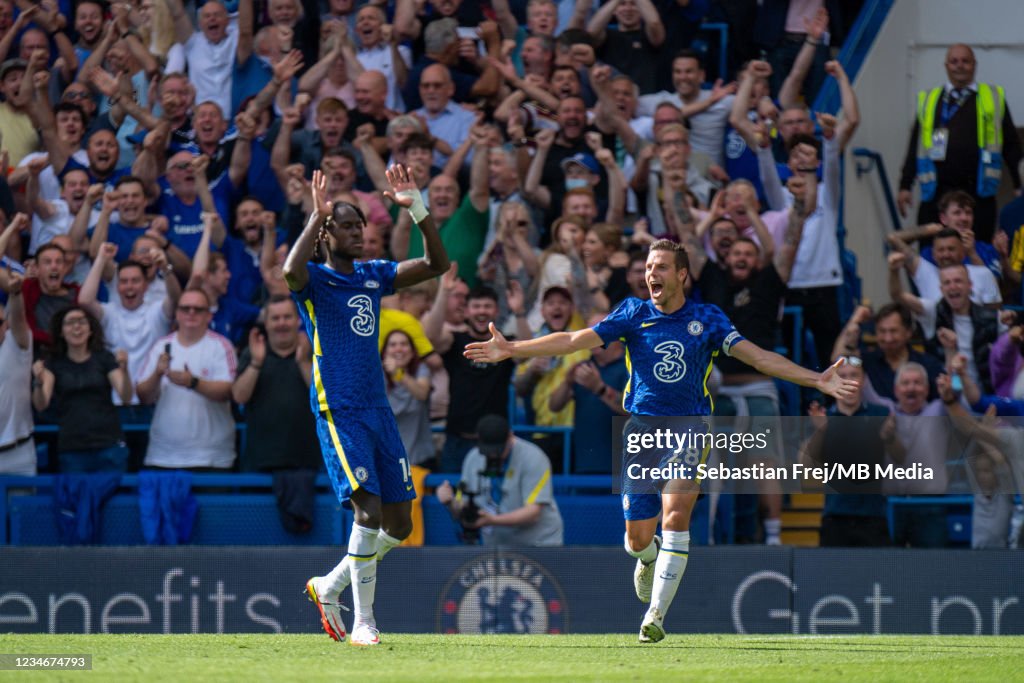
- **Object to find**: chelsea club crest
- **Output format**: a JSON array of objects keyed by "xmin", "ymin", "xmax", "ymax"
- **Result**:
[
  {"xmin": 437, "ymin": 554, "xmax": 568, "ymax": 634},
  {"xmin": 687, "ymin": 321, "xmax": 703, "ymax": 336}
]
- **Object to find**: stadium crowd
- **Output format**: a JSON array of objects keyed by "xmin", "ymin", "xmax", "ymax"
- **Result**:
[{"xmin": 0, "ymin": 0, "xmax": 1022, "ymax": 550}]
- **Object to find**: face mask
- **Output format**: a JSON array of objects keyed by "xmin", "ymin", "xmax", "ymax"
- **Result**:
[{"xmin": 565, "ymin": 178, "xmax": 589, "ymax": 191}]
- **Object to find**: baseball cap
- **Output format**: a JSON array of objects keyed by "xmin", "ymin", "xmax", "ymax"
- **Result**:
[
  {"xmin": 476, "ymin": 414, "xmax": 510, "ymax": 457},
  {"xmin": 560, "ymin": 153, "xmax": 600, "ymax": 175},
  {"xmin": 542, "ymin": 285, "xmax": 573, "ymax": 302},
  {"xmin": 0, "ymin": 59, "xmax": 27, "ymax": 80}
]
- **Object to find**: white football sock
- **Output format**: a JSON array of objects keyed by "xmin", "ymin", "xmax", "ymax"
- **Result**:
[
  {"xmin": 348, "ymin": 524, "xmax": 379, "ymax": 626},
  {"xmin": 650, "ymin": 530, "xmax": 690, "ymax": 617},
  {"xmin": 624, "ymin": 532, "xmax": 659, "ymax": 564},
  {"xmin": 318, "ymin": 554, "xmax": 351, "ymax": 602},
  {"xmin": 377, "ymin": 529, "xmax": 403, "ymax": 561}
]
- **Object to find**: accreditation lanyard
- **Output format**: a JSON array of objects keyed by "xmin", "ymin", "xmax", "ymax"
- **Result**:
[{"xmin": 940, "ymin": 88, "xmax": 971, "ymax": 127}]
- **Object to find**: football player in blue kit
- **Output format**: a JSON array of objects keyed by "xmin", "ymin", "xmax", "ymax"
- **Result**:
[
  {"xmin": 285, "ymin": 164, "xmax": 449, "ymax": 646},
  {"xmin": 465, "ymin": 239, "xmax": 857, "ymax": 643}
]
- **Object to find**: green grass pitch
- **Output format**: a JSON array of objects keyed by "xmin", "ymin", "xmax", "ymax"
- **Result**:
[{"xmin": 1, "ymin": 634, "xmax": 1021, "ymax": 682}]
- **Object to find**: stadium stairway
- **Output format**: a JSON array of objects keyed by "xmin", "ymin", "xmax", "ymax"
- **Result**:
[{"xmin": 781, "ymin": 492, "xmax": 824, "ymax": 547}]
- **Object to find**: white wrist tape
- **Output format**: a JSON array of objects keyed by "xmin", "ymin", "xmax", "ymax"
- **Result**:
[{"xmin": 398, "ymin": 189, "xmax": 429, "ymax": 224}]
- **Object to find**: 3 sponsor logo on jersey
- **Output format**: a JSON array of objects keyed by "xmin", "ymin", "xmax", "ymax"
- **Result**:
[{"xmin": 438, "ymin": 554, "xmax": 568, "ymax": 635}]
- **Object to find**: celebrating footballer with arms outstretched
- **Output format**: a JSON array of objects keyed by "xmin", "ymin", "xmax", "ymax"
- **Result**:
[
  {"xmin": 284, "ymin": 164, "xmax": 449, "ymax": 646},
  {"xmin": 465, "ymin": 239, "xmax": 857, "ymax": 643}
]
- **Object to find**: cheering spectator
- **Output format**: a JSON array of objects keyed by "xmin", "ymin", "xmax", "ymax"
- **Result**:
[
  {"xmin": 0, "ymin": 217, "xmax": 79, "ymax": 346},
  {"xmin": 383, "ymin": 329, "xmax": 435, "ymax": 469},
  {"xmin": 232, "ymin": 296, "xmax": 321, "ymax": 472},
  {"xmin": 136, "ymin": 289, "xmax": 237, "ymax": 471},
  {"xmin": 32, "ymin": 306, "xmax": 132, "ymax": 472},
  {"xmin": 0, "ymin": 269, "xmax": 35, "ymax": 475},
  {"xmin": 78, "ymin": 242, "xmax": 181, "ymax": 404}
]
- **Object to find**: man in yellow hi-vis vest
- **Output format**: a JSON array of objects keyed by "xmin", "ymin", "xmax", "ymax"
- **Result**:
[{"xmin": 898, "ymin": 44, "xmax": 1022, "ymax": 242}]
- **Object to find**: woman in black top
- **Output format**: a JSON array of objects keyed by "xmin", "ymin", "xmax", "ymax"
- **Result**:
[{"xmin": 31, "ymin": 306, "xmax": 132, "ymax": 473}]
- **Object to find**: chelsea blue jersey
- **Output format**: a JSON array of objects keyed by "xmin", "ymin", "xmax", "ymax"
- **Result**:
[
  {"xmin": 592, "ymin": 297, "xmax": 744, "ymax": 416},
  {"xmin": 293, "ymin": 260, "xmax": 398, "ymax": 412}
]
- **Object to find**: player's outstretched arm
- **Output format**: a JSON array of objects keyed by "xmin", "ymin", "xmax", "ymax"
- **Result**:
[
  {"xmin": 464, "ymin": 324, "xmax": 604, "ymax": 363},
  {"xmin": 283, "ymin": 170, "xmax": 330, "ymax": 292},
  {"xmin": 730, "ymin": 340, "xmax": 859, "ymax": 400},
  {"xmin": 388, "ymin": 163, "xmax": 451, "ymax": 289}
]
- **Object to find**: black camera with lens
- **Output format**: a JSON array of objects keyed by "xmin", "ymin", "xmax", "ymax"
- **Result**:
[{"xmin": 456, "ymin": 481, "xmax": 481, "ymax": 544}]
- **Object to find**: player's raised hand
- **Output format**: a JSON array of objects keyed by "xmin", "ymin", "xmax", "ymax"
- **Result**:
[
  {"xmin": 309, "ymin": 169, "xmax": 331, "ymax": 217},
  {"xmin": 816, "ymin": 357, "xmax": 859, "ymax": 400},
  {"xmin": 383, "ymin": 163, "xmax": 416, "ymax": 207},
  {"xmin": 463, "ymin": 322, "xmax": 512, "ymax": 363}
]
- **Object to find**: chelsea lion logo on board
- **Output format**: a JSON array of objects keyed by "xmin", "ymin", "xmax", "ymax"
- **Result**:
[
  {"xmin": 438, "ymin": 554, "xmax": 568, "ymax": 635},
  {"xmin": 687, "ymin": 321, "xmax": 703, "ymax": 336},
  {"xmin": 354, "ymin": 467, "xmax": 369, "ymax": 483}
]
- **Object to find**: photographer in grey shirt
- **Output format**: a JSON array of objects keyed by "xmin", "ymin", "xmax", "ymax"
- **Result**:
[{"xmin": 436, "ymin": 415, "xmax": 563, "ymax": 546}]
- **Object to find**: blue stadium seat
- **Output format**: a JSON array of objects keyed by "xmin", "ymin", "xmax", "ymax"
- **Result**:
[{"xmin": 8, "ymin": 494, "xmax": 350, "ymax": 546}]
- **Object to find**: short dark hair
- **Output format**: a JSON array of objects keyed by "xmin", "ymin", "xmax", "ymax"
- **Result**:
[
  {"xmin": 118, "ymin": 259, "xmax": 146, "ymax": 277},
  {"xmin": 400, "ymin": 132, "xmax": 434, "ymax": 153},
  {"xmin": 467, "ymin": 285, "xmax": 499, "ymax": 304},
  {"xmin": 76, "ymin": 0, "xmax": 107, "ymax": 13},
  {"xmin": 54, "ymin": 102, "xmax": 86, "ymax": 124},
  {"xmin": 322, "ymin": 146, "xmax": 358, "ymax": 167},
  {"xmin": 875, "ymin": 302, "xmax": 912, "ymax": 330},
  {"xmin": 649, "ymin": 239, "xmax": 689, "ymax": 271},
  {"xmin": 934, "ymin": 227, "xmax": 961, "ymax": 242},
  {"xmin": 786, "ymin": 133, "xmax": 821, "ymax": 156},
  {"xmin": 730, "ymin": 236, "xmax": 760, "ymax": 253},
  {"xmin": 330, "ymin": 201, "xmax": 368, "ymax": 227},
  {"xmin": 237, "ymin": 195, "xmax": 265, "ymax": 209},
  {"xmin": 710, "ymin": 217, "xmax": 739, "ymax": 234},
  {"xmin": 939, "ymin": 190, "xmax": 975, "ymax": 214},
  {"xmin": 628, "ymin": 250, "xmax": 648, "ymax": 269},
  {"xmin": 262, "ymin": 293, "xmax": 298, "ymax": 318},
  {"xmin": 673, "ymin": 48, "xmax": 704, "ymax": 70},
  {"xmin": 36, "ymin": 243, "xmax": 66, "ymax": 260},
  {"xmin": 115, "ymin": 175, "xmax": 144, "ymax": 191},
  {"xmin": 60, "ymin": 167, "xmax": 90, "ymax": 186},
  {"xmin": 551, "ymin": 64, "xmax": 579, "ymax": 81}
]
